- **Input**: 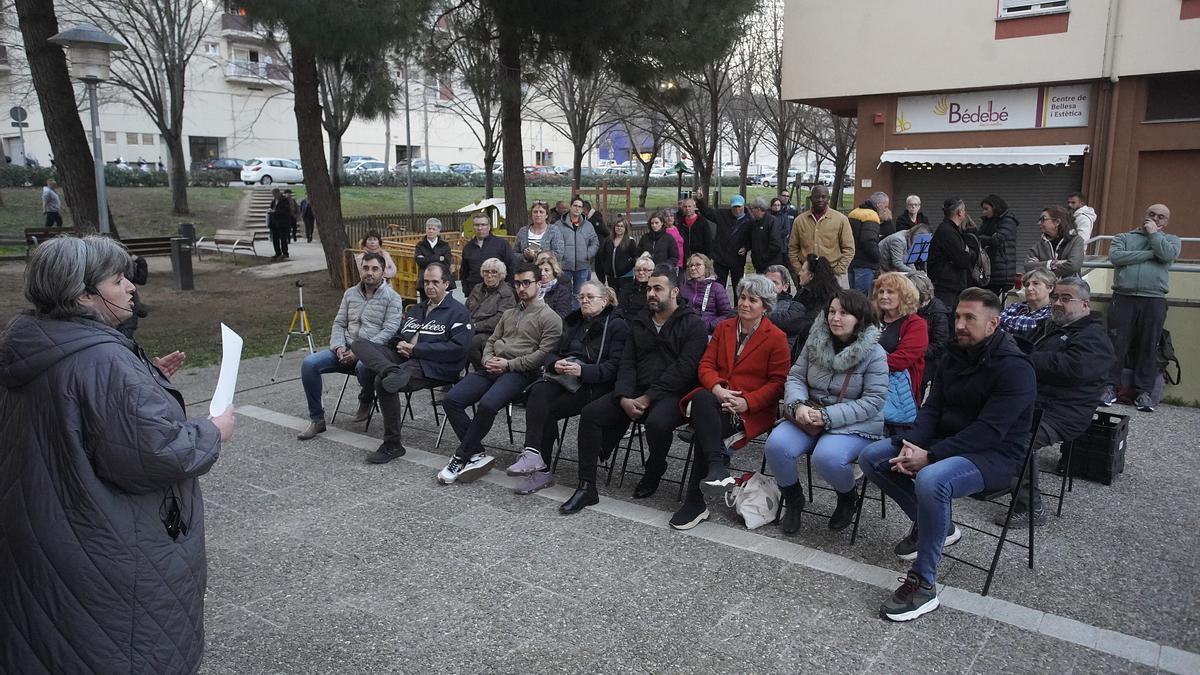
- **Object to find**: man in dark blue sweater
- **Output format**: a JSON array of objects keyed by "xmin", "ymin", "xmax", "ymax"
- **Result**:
[
  {"xmin": 860, "ymin": 287, "xmax": 1036, "ymax": 622},
  {"xmin": 352, "ymin": 263, "xmax": 473, "ymax": 464}
]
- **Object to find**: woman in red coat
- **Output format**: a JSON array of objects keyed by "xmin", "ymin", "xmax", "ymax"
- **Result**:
[
  {"xmin": 871, "ymin": 272, "xmax": 928, "ymax": 423},
  {"xmin": 669, "ymin": 274, "xmax": 791, "ymax": 530}
]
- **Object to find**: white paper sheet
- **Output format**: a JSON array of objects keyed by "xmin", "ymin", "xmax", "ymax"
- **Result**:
[{"xmin": 209, "ymin": 324, "xmax": 244, "ymax": 417}]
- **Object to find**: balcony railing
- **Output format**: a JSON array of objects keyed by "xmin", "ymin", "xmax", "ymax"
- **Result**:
[
  {"xmin": 221, "ymin": 12, "xmax": 255, "ymax": 33},
  {"xmin": 224, "ymin": 61, "xmax": 288, "ymax": 83}
]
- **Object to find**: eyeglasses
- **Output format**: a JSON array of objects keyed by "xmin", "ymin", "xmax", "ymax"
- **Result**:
[
  {"xmin": 513, "ymin": 279, "xmax": 537, "ymax": 288},
  {"xmin": 532, "ymin": 200, "xmax": 548, "ymax": 206},
  {"xmin": 1038, "ymin": 216, "xmax": 1052, "ymax": 222},
  {"xmin": 1049, "ymin": 293, "xmax": 1082, "ymax": 304},
  {"xmin": 578, "ymin": 294, "xmax": 603, "ymax": 302}
]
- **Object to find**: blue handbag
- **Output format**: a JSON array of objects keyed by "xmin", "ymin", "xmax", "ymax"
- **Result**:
[{"xmin": 884, "ymin": 370, "xmax": 918, "ymax": 425}]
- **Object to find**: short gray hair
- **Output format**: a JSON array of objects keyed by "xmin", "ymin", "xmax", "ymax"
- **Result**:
[
  {"xmin": 868, "ymin": 191, "xmax": 890, "ymax": 209},
  {"xmin": 1055, "ymin": 275, "xmax": 1091, "ymax": 301},
  {"xmin": 908, "ymin": 271, "xmax": 934, "ymax": 306},
  {"xmin": 25, "ymin": 234, "xmax": 130, "ymax": 320},
  {"xmin": 1022, "ymin": 267, "xmax": 1056, "ymax": 290},
  {"xmin": 748, "ymin": 197, "xmax": 769, "ymax": 211},
  {"xmin": 736, "ymin": 274, "xmax": 778, "ymax": 312},
  {"xmin": 481, "ymin": 256, "xmax": 507, "ymax": 275},
  {"xmin": 764, "ymin": 264, "xmax": 794, "ymax": 292},
  {"xmin": 425, "ymin": 217, "xmax": 442, "ymax": 229}
]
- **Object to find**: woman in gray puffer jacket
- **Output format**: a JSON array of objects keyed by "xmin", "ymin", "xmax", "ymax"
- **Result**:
[
  {"xmin": 0, "ymin": 236, "xmax": 234, "ymax": 674},
  {"xmin": 764, "ymin": 289, "xmax": 888, "ymax": 535}
]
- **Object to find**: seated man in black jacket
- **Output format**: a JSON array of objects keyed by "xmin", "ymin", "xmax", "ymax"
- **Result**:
[
  {"xmin": 352, "ymin": 263, "xmax": 473, "ymax": 464},
  {"xmin": 999, "ymin": 276, "xmax": 1114, "ymax": 526},
  {"xmin": 562, "ymin": 264, "xmax": 708, "ymax": 511},
  {"xmin": 763, "ymin": 264, "xmax": 812, "ymax": 357},
  {"xmin": 859, "ymin": 287, "xmax": 1037, "ymax": 622}
]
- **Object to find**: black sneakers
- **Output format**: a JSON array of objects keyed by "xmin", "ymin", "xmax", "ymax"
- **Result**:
[
  {"xmin": 880, "ymin": 571, "xmax": 939, "ymax": 622},
  {"xmin": 366, "ymin": 442, "xmax": 406, "ymax": 464},
  {"xmin": 669, "ymin": 500, "xmax": 709, "ymax": 530},
  {"xmin": 632, "ymin": 475, "xmax": 661, "ymax": 499}
]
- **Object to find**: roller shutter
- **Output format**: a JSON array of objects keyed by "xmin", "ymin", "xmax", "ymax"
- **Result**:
[{"xmin": 892, "ymin": 159, "xmax": 1085, "ymax": 264}]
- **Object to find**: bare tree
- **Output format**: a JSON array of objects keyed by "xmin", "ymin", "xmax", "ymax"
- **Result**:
[
  {"xmin": 724, "ymin": 82, "xmax": 766, "ymax": 197},
  {"xmin": 13, "ymin": 0, "xmax": 103, "ymax": 230},
  {"xmin": 318, "ymin": 53, "xmax": 396, "ymax": 206},
  {"xmin": 610, "ymin": 92, "xmax": 667, "ymax": 209},
  {"xmin": 750, "ymin": 0, "xmax": 804, "ymax": 193},
  {"xmin": 63, "ymin": 0, "xmax": 218, "ymax": 216},
  {"xmin": 529, "ymin": 53, "xmax": 614, "ymax": 191},
  {"xmin": 798, "ymin": 106, "xmax": 857, "ymax": 207}
]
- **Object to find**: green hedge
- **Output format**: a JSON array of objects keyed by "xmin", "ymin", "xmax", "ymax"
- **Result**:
[{"xmin": 0, "ymin": 165, "xmax": 56, "ymax": 188}]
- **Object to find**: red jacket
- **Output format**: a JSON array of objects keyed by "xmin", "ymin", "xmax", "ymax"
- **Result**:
[
  {"xmin": 886, "ymin": 313, "xmax": 928, "ymax": 402},
  {"xmin": 682, "ymin": 316, "xmax": 791, "ymax": 448}
]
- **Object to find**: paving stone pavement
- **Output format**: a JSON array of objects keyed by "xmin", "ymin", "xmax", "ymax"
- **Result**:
[{"xmin": 174, "ymin": 352, "xmax": 1200, "ymax": 674}]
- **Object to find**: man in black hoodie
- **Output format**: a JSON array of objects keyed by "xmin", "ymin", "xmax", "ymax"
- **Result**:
[
  {"xmin": 860, "ymin": 287, "xmax": 1036, "ymax": 622},
  {"xmin": 695, "ymin": 187, "xmax": 752, "ymax": 289},
  {"xmin": 1002, "ymin": 277, "xmax": 1113, "ymax": 526},
  {"xmin": 563, "ymin": 264, "xmax": 708, "ymax": 511}
]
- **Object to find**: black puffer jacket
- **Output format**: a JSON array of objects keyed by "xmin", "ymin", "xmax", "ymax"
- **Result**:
[
  {"xmin": 637, "ymin": 228, "xmax": 678, "ymax": 267},
  {"xmin": 597, "ymin": 235, "xmax": 638, "ymax": 285},
  {"xmin": 0, "ymin": 314, "xmax": 222, "ymax": 673},
  {"xmin": 460, "ymin": 234, "xmax": 515, "ymax": 295},
  {"xmin": 618, "ymin": 280, "xmax": 648, "ymax": 318},
  {"xmin": 917, "ymin": 296, "xmax": 951, "ymax": 374},
  {"xmin": 750, "ymin": 213, "xmax": 787, "ymax": 272},
  {"xmin": 1017, "ymin": 312, "xmax": 1114, "ymax": 440},
  {"xmin": 543, "ymin": 305, "xmax": 629, "ymax": 397},
  {"xmin": 697, "ymin": 197, "xmax": 751, "ymax": 269},
  {"xmin": 978, "ymin": 195, "xmax": 1020, "ymax": 288},
  {"xmin": 927, "ymin": 218, "xmax": 978, "ymax": 297},
  {"xmin": 614, "ymin": 302, "xmax": 707, "ymax": 402},
  {"xmin": 900, "ymin": 330, "xmax": 1036, "ymax": 492}
]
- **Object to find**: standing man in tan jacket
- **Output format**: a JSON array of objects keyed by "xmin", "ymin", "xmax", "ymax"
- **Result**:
[{"xmin": 788, "ymin": 185, "xmax": 855, "ymax": 288}]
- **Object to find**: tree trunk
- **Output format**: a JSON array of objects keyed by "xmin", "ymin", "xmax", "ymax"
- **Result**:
[
  {"xmin": 571, "ymin": 144, "xmax": 584, "ymax": 195},
  {"xmin": 638, "ymin": 163, "xmax": 651, "ymax": 209},
  {"xmin": 165, "ymin": 133, "xmax": 190, "ymax": 215},
  {"xmin": 327, "ymin": 134, "xmax": 343, "ymax": 211},
  {"xmin": 738, "ymin": 159, "xmax": 750, "ymax": 198},
  {"xmin": 14, "ymin": 0, "xmax": 100, "ymax": 231},
  {"xmin": 496, "ymin": 16, "xmax": 527, "ymax": 231},
  {"xmin": 292, "ymin": 40, "xmax": 348, "ymax": 287}
]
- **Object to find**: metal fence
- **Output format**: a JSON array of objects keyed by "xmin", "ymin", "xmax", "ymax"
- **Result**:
[{"xmin": 342, "ymin": 211, "xmax": 472, "ymax": 244}]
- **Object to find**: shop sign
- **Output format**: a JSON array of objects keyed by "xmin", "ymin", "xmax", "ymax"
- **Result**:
[{"xmin": 895, "ymin": 85, "xmax": 1090, "ymax": 134}]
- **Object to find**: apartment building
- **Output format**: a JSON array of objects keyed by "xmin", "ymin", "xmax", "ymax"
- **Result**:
[
  {"xmin": 782, "ymin": 0, "xmax": 1200, "ymax": 257},
  {"xmin": 0, "ymin": 8, "xmax": 578, "ymax": 172}
]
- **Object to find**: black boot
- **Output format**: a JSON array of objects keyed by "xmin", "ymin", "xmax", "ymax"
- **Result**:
[
  {"xmin": 779, "ymin": 483, "xmax": 805, "ymax": 535},
  {"xmin": 829, "ymin": 487, "xmax": 859, "ymax": 531},
  {"xmin": 560, "ymin": 480, "xmax": 599, "ymax": 514}
]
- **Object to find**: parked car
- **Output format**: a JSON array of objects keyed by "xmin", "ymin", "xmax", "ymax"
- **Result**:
[
  {"xmin": 405, "ymin": 159, "xmax": 451, "ymax": 173},
  {"xmin": 550, "ymin": 165, "xmax": 574, "ymax": 175},
  {"xmin": 760, "ymin": 168, "xmax": 800, "ymax": 188},
  {"xmin": 649, "ymin": 166, "xmax": 676, "ymax": 177},
  {"xmin": 204, "ymin": 158, "xmax": 245, "ymax": 179},
  {"xmin": 342, "ymin": 155, "xmax": 378, "ymax": 165},
  {"xmin": 345, "ymin": 160, "xmax": 388, "ymax": 175},
  {"xmin": 241, "ymin": 157, "xmax": 304, "ymax": 185},
  {"xmin": 449, "ymin": 162, "xmax": 483, "ymax": 174},
  {"xmin": 524, "ymin": 165, "xmax": 553, "ymax": 177}
]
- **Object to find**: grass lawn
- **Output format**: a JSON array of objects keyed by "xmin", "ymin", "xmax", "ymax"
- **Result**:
[{"xmin": 0, "ymin": 183, "xmax": 852, "ymax": 240}]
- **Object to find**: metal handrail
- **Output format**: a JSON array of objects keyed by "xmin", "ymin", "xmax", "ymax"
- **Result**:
[{"xmin": 1081, "ymin": 235, "xmax": 1200, "ymax": 273}]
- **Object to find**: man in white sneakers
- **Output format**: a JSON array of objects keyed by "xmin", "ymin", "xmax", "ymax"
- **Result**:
[{"xmin": 438, "ymin": 261, "xmax": 562, "ymax": 484}]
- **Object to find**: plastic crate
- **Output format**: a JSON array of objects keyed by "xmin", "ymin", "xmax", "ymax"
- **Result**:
[{"xmin": 1065, "ymin": 411, "xmax": 1128, "ymax": 485}]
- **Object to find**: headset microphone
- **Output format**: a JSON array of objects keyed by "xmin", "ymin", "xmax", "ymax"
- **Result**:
[{"xmin": 86, "ymin": 285, "xmax": 133, "ymax": 317}]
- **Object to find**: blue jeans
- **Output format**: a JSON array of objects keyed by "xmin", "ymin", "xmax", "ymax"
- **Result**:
[
  {"xmin": 765, "ymin": 422, "xmax": 873, "ymax": 493},
  {"xmin": 443, "ymin": 370, "xmax": 535, "ymax": 458},
  {"xmin": 301, "ymin": 349, "xmax": 372, "ymax": 422},
  {"xmin": 850, "ymin": 266, "xmax": 875, "ymax": 295},
  {"xmin": 859, "ymin": 439, "xmax": 985, "ymax": 585},
  {"xmin": 568, "ymin": 269, "xmax": 591, "ymax": 309}
]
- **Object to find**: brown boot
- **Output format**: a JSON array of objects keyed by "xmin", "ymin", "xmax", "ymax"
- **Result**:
[
  {"xmin": 298, "ymin": 419, "xmax": 327, "ymax": 440},
  {"xmin": 350, "ymin": 401, "xmax": 373, "ymax": 423}
]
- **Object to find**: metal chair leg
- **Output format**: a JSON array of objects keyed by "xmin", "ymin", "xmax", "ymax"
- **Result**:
[
  {"xmin": 677, "ymin": 437, "xmax": 696, "ymax": 502},
  {"xmin": 551, "ymin": 416, "xmax": 571, "ymax": 474},
  {"xmin": 849, "ymin": 472, "xmax": 870, "ymax": 545},
  {"xmin": 617, "ymin": 422, "xmax": 640, "ymax": 489},
  {"xmin": 329, "ymin": 373, "xmax": 351, "ymax": 425},
  {"xmin": 429, "ymin": 388, "xmax": 441, "ymax": 426}
]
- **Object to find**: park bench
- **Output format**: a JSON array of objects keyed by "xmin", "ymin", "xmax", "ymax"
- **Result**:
[
  {"xmin": 120, "ymin": 236, "xmax": 179, "ymax": 258},
  {"xmin": 195, "ymin": 228, "xmax": 264, "ymax": 259},
  {"xmin": 24, "ymin": 226, "xmax": 91, "ymax": 258}
]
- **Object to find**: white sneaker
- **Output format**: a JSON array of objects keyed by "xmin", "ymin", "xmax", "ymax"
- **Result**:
[
  {"xmin": 437, "ymin": 456, "xmax": 469, "ymax": 485},
  {"xmin": 456, "ymin": 452, "xmax": 495, "ymax": 483}
]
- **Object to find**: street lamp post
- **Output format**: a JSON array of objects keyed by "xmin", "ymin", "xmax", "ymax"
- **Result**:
[{"xmin": 48, "ymin": 24, "xmax": 126, "ymax": 235}]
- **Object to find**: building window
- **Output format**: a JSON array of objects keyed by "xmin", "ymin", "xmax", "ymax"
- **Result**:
[
  {"xmin": 1146, "ymin": 72, "xmax": 1200, "ymax": 122},
  {"xmin": 126, "ymin": 132, "xmax": 139, "ymax": 145},
  {"xmin": 204, "ymin": 42, "xmax": 220, "ymax": 56},
  {"xmin": 998, "ymin": 0, "xmax": 1069, "ymax": 20},
  {"xmin": 143, "ymin": 133, "xmax": 155, "ymax": 145},
  {"xmin": 104, "ymin": 131, "xmax": 117, "ymax": 144},
  {"xmin": 535, "ymin": 150, "xmax": 553, "ymax": 165}
]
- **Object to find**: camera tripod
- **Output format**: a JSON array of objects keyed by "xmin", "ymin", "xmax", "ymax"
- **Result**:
[{"xmin": 271, "ymin": 280, "xmax": 317, "ymax": 381}]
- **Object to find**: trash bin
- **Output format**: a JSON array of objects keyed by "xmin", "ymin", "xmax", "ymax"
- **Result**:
[
  {"xmin": 177, "ymin": 222, "xmax": 196, "ymax": 245},
  {"xmin": 171, "ymin": 237, "xmax": 193, "ymax": 291}
]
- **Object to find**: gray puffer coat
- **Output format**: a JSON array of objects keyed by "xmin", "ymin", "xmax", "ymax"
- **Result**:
[
  {"xmin": 784, "ymin": 314, "xmax": 888, "ymax": 438},
  {"xmin": 0, "ymin": 313, "xmax": 221, "ymax": 674}
]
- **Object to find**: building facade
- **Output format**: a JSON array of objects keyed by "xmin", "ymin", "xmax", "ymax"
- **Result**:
[{"xmin": 782, "ymin": 0, "xmax": 1200, "ymax": 259}]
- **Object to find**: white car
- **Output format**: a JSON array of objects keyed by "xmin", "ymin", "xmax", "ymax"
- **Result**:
[
  {"xmin": 760, "ymin": 168, "xmax": 800, "ymax": 188},
  {"xmin": 241, "ymin": 157, "xmax": 303, "ymax": 185},
  {"xmin": 345, "ymin": 160, "xmax": 388, "ymax": 174}
]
